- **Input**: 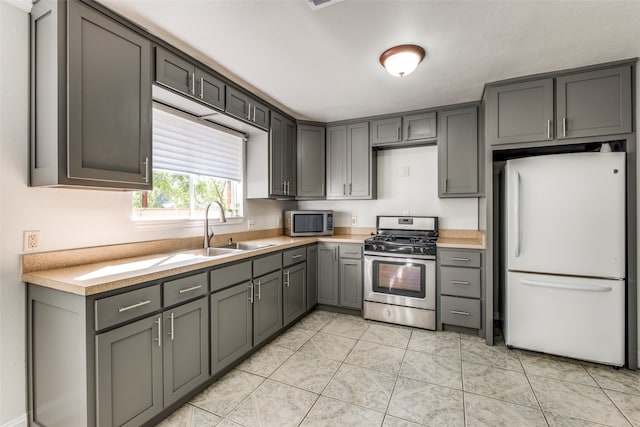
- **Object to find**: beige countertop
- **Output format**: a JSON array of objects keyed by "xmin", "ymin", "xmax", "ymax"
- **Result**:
[
  {"xmin": 22, "ymin": 234, "xmax": 369, "ymax": 296},
  {"xmin": 436, "ymin": 229, "xmax": 486, "ymax": 250}
]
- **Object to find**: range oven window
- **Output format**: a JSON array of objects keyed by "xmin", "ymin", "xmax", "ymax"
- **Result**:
[
  {"xmin": 372, "ymin": 260, "xmax": 426, "ymax": 298},
  {"xmin": 293, "ymin": 214, "xmax": 324, "ymax": 233}
]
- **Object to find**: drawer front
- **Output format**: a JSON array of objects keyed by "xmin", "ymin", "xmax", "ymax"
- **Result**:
[
  {"xmin": 95, "ymin": 284, "xmax": 161, "ymax": 331},
  {"xmin": 283, "ymin": 247, "xmax": 307, "ymax": 267},
  {"xmin": 339, "ymin": 245, "xmax": 363, "ymax": 260},
  {"xmin": 211, "ymin": 261, "xmax": 252, "ymax": 292},
  {"xmin": 440, "ymin": 267, "xmax": 481, "ymax": 298},
  {"xmin": 439, "ymin": 250, "xmax": 481, "ymax": 268},
  {"xmin": 440, "ymin": 296, "xmax": 481, "ymax": 329},
  {"xmin": 253, "ymin": 252, "xmax": 282, "ymax": 277},
  {"xmin": 163, "ymin": 272, "xmax": 208, "ymax": 306}
]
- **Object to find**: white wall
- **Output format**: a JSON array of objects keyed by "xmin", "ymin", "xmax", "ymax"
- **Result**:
[
  {"xmin": 299, "ymin": 145, "xmax": 479, "ymax": 229},
  {"xmin": 0, "ymin": 4, "xmax": 291, "ymax": 423}
]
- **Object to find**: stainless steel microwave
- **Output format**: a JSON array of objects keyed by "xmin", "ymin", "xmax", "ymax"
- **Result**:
[{"xmin": 284, "ymin": 210, "xmax": 334, "ymax": 237}]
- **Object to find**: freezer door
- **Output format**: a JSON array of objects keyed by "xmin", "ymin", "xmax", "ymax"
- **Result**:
[
  {"xmin": 504, "ymin": 271, "xmax": 625, "ymax": 366},
  {"xmin": 506, "ymin": 152, "xmax": 625, "ymax": 278}
]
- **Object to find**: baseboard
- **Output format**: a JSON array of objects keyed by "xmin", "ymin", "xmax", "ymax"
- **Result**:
[{"xmin": 1, "ymin": 414, "xmax": 27, "ymax": 427}]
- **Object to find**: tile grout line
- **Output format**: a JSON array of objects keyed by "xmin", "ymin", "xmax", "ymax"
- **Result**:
[{"xmin": 516, "ymin": 351, "xmax": 552, "ymax": 427}]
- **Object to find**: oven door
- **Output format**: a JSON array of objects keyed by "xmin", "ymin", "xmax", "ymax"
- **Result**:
[{"xmin": 364, "ymin": 254, "xmax": 435, "ymax": 310}]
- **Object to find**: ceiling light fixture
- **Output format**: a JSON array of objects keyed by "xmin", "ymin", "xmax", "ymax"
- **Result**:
[{"xmin": 379, "ymin": 44, "xmax": 426, "ymax": 78}]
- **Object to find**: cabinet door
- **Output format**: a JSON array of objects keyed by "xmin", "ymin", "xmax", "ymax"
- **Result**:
[
  {"xmin": 163, "ymin": 298, "xmax": 209, "ymax": 406},
  {"xmin": 155, "ymin": 47, "xmax": 195, "ymax": 96},
  {"xmin": 403, "ymin": 112, "xmax": 437, "ymax": 141},
  {"xmin": 270, "ymin": 112, "xmax": 285, "ymax": 196},
  {"xmin": 284, "ymin": 118, "xmax": 297, "ymax": 196},
  {"xmin": 438, "ymin": 107, "xmax": 479, "ymax": 197},
  {"xmin": 283, "ymin": 263, "xmax": 307, "ymax": 326},
  {"xmin": 326, "ymin": 125, "xmax": 348, "ymax": 199},
  {"xmin": 347, "ymin": 122, "xmax": 371, "ymax": 198},
  {"xmin": 67, "ymin": 0, "xmax": 152, "ymax": 188},
  {"xmin": 317, "ymin": 244, "xmax": 339, "ymax": 306},
  {"xmin": 210, "ymin": 282, "xmax": 253, "ymax": 375},
  {"xmin": 195, "ymin": 69, "xmax": 225, "ymax": 111},
  {"xmin": 339, "ymin": 259, "xmax": 363, "ymax": 309},
  {"xmin": 371, "ymin": 117, "xmax": 402, "ymax": 145},
  {"xmin": 557, "ymin": 66, "xmax": 632, "ymax": 139},
  {"xmin": 253, "ymin": 270, "xmax": 283, "ymax": 346},
  {"xmin": 226, "ymin": 86, "xmax": 251, "ymax": 121},
  {"xmin": 297, "ymin": 125, "xmax": 326, "ymax": 198},
  {"xmin": 96, "ymin": 315, "xmax": 162, "ymax": 427},
  {"xmin": 307, "ymin": 245, "xmax": 319, "ymax": 308},
  {"xmin": 488, "ymin": 78, "xmax": 554, "ymax": 145},
  {"xmin": 252, "ymin": 100, "xmax": 270, "ymax": 130}
]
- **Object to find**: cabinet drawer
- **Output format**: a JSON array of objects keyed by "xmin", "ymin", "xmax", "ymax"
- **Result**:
[
  {"xmin": 283, "ymin": 247, "xmax": 306, "ymax": 267},
  {"xmin": 440, "ymin": 267, "xmax": 481, "ymax": 298},
  {"xmin": 95, "ymin": 284, "xmax": 161, "ymax": 331},
  {"xmin": 439, "ymin": 250, "xmax": 481, "ymax": 268},
  {"xmin": 440, "ymin": 296, "xmax": 481, "ymax": 329},
  {"xmin": 211, "ymin": 261, "xmax": 252, "ymax": 292},
  {"xmin": 163, "ymin": 272, "xmax": 208, "ymax": 307},
  {"xmin": 339, "ymin": 245, "xmax": 362, "ymax": 259},
  {"xmin": 253, "ymin": 252, "xmax": 282, "ymax": 277}
]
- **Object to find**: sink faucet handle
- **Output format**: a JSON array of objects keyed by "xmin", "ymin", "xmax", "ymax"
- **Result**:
[{"xmin": 228, "ymin": 237, "xmax": 233, "ymax": 245}]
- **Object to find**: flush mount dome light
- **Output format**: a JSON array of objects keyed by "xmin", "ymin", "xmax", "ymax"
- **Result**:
[{"xmin": 379, "ymin": 44, "xmax": 426, "ymax": 78}]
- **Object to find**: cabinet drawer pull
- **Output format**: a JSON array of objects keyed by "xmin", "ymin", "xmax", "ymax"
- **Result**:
[
  {"xmin": 397, "ymin": 126, "xmax": 400, "ymax": 140},
  {"xmin": 343, "ymin": 183, "xmax": 346, "ymax": 195},
  {"xmin": 179, "ymin": 285, "xmax": 203, "ymax": 294},
  {"xmin": 155, "ymin": 317, "xmax": 162, "ymax": 347},
  {"xmin": 191, "ymin": 72, "xmax": 195, "ymax": 95},
  {"xmin": 349, "ymin": 183, "xmax": 352, "ymax": 195},
  {"xmin": 450, "ymin": 257, "xmax": 470, "ymax": 262},
  {"xmin": 546, "ymin": 119, "xmax": 551, "ymax": 139},
  {"xmin": 253, "ymin": 105, "xmax": 256, "ymax": 122},
  {"xmin": 249, "ymin": 282, "xmax": 254, "ymax": 304},
  {"xmin": 562, "ymin": 116, "xmax": 567, "ymax": 137},
  {"xmin": 343, "ymin": 251, "xmax": 359, "ymax": 255},
  {"xmin": 169, "ymin": 312, "xmax": 175, "ymax": 341},
  {"xmin": 284, "ymin": 270, "xmax": 290, "ymax": 287},
  {"xmin": 256, "ymin": 279, "xmax": 261, "ymax": 300},
  {"xmin": 200, "ymin": 77, "xmax": 204, "ymax": 98},
  {"xmin": 118, "ymin": 300, "xmax": 151, "ymax": 313},
  {"xmin": 450, "ymin": 280, "xmax": 470, "ymax": 285},
  {"xmin": 343, "ymin": 261, "xmax": 358, "ymax": 265},
  {"xmin": 143, "ymin": 157, "xmax": 149, "ymax": 184},
  {"xmin": 291, "ymin": 254, "xmax": 303, "ymax": 259},
  {"xmin": 247, "ymin": 102, "xmax": 252, "ymax": 120},
  {"xmin": 451, "ymin": 310, "xmax": 470, "ymax": 316}
]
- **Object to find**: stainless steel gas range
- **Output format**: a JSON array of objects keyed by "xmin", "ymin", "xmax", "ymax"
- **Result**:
[{"xmin": 363, "ymin": 215, "xmax": 438, "ymax": 330}]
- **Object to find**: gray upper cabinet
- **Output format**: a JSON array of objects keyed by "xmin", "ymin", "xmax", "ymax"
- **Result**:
[
  {"xmin": 317, "ymin": 243, "xmax": 339, "ymax": 306},
  {"xmin": 487, "ymin": 78, "xmax": 554, "ymax": 145},
  {"xmin": 326, "ymin": 122, "xmax": 375, "ymax": 200},
  {"xmin": 297, "ymin": 125, "xmax": 326, "ymax": 198},
  {"xmin": 307, "ymin": 245, "xmax": 319, "ymax": 309},
  {"xmin": 253, "ymin": 270, "xmax": 283, "ymax": 346},
  {"xmin": 438, "ymin": 107, "xmax": 480, "ymax": 197},
  {"xmin": 226, "ymin": 86, "xmax": 270, "ymax": 130},
  {"xmin": 210, "ymin": 281, "xmax": 253, "ymax": 375},
  {"xmin": 557, "ymin": 66, "xmax": 632, "ymax": 139},
  {"xmin": 371, "ymin": 117, "xmax": 402, "ymax": 145},
  {"xmin": 31, "ymin": 0, "xmax": 152, "ymax": 189},
  {"xmin": 196, "ymin": 69, "xmax": 225, "ymax": 110},
  {"xmin": 404, "ymin": 112, "xmax": 437, "ymax": 141},
  {"xmin": 270, "ymin": 112, "xmax": 296, "ymax": 197},
  {"xmin": 96, "ymin": 314, "xmax": 163, "ymax": 426},
  {"xmin": 283, "ymin": 262, "xmax": 307, "ymax": 326}
]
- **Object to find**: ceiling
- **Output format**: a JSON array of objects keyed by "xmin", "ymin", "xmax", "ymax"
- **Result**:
[{"xmin": 98, "ymin": 0, "xmax": 640, "ymax": 123}]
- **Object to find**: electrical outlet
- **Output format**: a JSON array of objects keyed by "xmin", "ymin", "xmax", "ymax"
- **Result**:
[
  {"xmin": 24, "ymin": 230, "xmax": 40, "ymax": 252},
  {"xmin": 247, "ymin": 218, "xmax": 255, "ymax": 230},
  {"xmin": 276, "ymin": 217, "xmax": 282, "ymax": 227},
  {"xmin": 402, "ymin": 166, "xmax": 410, "ymax": 176},
  {"xmin": 351, "ymin": 216, "xmax": 357, "ymax": 226}
]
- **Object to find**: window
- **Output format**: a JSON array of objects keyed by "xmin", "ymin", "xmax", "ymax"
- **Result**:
[{"xmin": 133, "ymin": 106, "xmax": 245, "ymax": 221}]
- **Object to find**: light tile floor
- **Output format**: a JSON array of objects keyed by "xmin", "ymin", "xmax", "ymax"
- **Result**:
[{"xmin": 157, "ymin": 310, "xmax": 640, "ymax": 427}]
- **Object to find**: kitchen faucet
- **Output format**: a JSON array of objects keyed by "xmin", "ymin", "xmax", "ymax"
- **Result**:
[{"xmin": 204, "ymin": 201, "xmax": 227, "ymax": 248}]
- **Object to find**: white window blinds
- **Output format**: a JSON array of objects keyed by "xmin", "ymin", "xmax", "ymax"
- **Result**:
[{"xmin": 152, "ymin": 107, "xmax": 243, "ymax": 182}]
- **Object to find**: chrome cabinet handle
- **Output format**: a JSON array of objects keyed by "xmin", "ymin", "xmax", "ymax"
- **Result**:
[
  {"xmin": 343, "ymin": 261, "xmax": 358, "ymax": 265},
  {"xmin": 200, "ymin": 77, "xmax": 204, "ymax": 98},
  {"xmin": 546, "ymin": 119, "xmax": 551, "ymax": 139},
  {"xmin": 118, "ymin": 300, "xmax": 151, "ymax": 313},
  {"xmin": 155, "ymin": 317, "xmax": 162, "ymax": 347},
  {"xmin": 253, "ymin": 105, "xmax": 256, "ymax": 121},
  {"xmin": 247, "ymin": 103, "xmax": 251, "ymax": 120},
  {"xmin": 343, "ymin": 251, "xmax": 359, "ymax": 255},
  {"xmin": 249, "ymin": 282, "xmax": 254, "ymax": 303},
  {"xmin": 450, "ymin": 257, "xmax": 470, "ymax": 262},
  {"xmin": 397, "ymin": 127, "xmax": 400, "ymax": 140},
  {"xmin": 291, "ymin": 254, "xmax": 303, "ymax": 259},
  {"xmin": 349, "ymin": 183, "xmax": 352, "ymax": 195},
  {"xmin": 562, "ymin": 117, "xmax": 567, "ymax": 138},
  {"xmin": 444, "ymin": 178, "xmax": 447, "ymax": 193},
  {"xmin": 179, "ymin": 285, "xmax": 202, "ymax": 294},
  {"xmin": 343, "ymin": 183, "xmax": 346, "ymax": 195},
  {"xmin": 169, "ymin": 313, "xmax": 175, "ymax": 341},
  {"xmin": 191, "ymin": 72, "xmax": 195, "ymax": 95},
  {"xmin": 333, "ymin": 247, "xmax": 337, "ymax": 260},
  {"xmin": 257, "ymin": 280, "xmax": 261, "ymax": 300},
  {"xmin": 284, "ymin": 270, "xmax": 290, "ymax": 287},
  {"xmin": 451, "ymin": 310, "xmax": 470, "ymax": 316},
  {"xmin": 450, "ymin": 280, "xmax": 470, "ymax": 285},
  {"xmin": 143, "ymin": 157, "xmax": 149, "ymax": 184}
]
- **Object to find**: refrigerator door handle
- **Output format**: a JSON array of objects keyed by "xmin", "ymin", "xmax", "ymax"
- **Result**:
[
  {"xmin": 521, "ymin": 279, "xmax": 612, "ymax": 292},
  {"xmin": 514, "ymin": 171, "xmax": 521, "ymax": 258}
]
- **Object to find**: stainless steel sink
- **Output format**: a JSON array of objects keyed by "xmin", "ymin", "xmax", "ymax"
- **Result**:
[
  {"xmin": 184, "ymin": 247, "xmax": 243, "ymax": 257},
  {"xmin": 217, "ymin": 242, "xmax": 274, "ymax": 251}
]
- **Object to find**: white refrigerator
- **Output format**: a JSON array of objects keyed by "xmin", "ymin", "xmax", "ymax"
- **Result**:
[{"xmin": 503, "ymin": 151, "xmax": 626, "ymax": 366}]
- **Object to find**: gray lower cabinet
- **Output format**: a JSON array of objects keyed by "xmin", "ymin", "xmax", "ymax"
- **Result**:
[
  {"xmin": 317, "ymin": 243, "xmax": 339, "ymax": 306},
  {"xmin": 253, "ymin": 270, "xmax": 283, "ymax": 346},
  {"xmin": 306, "ymin": 245, "xmax": 319, "ymax": 308},
  {"xmin": 31, "ymin": 0, "xmax": 152, "ymax": 189},
  {"xmin": 326, "ymin": 122, "xmax": 375, "ymax": 200},
  {"xmin": 438, "ymin": 106, "xmax": 480, "ymax": 197},
  {"xmin": 226, "ymin": 86, "xmax": 269, "ymax": 130},
  {"xmin": 283, "ymin": 262, "xmax": 307, "ymax": 326},
  {"xmin": 297, "ymin": 125, "xmax": 326, "ymax": 198},
  {"xmin": 557, "ymin": 66, "xmax": 632, "ymax": 139},
  {"xmin": 210, "ymin": 281, "xmax": 253, "ymax": 375},
  {"xmin": 437, "ymin": 248, "xmax": 484, "ymax": 335}
]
